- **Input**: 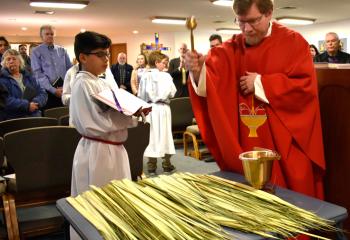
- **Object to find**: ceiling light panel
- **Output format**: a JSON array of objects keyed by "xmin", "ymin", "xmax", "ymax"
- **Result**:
[
  {"xmin": 29, "ymin": 0, "xmax": 89, "ymax": 9},
  {"xmin": 151, "ymin": 17, "xmax": 187, "ymax": 25},
  {"xmin": 216, "ymin": 28, "xmax": 241, "ymax": 34},
  {"xmin": 276, "ymin": 17, "xmax": 315, "ymax": 25},
  {"xmin": 211, "ymin": 0, "xmax": 233, "ymax": 7}
]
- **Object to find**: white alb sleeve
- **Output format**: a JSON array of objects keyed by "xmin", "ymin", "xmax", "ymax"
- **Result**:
[
  {"xmin": 254, "ymin": 74, "xmax": 269, "ymax": 104},
  {"xmin": 189, "ymin": 63, "xmax": 207, "ymax": 97}
]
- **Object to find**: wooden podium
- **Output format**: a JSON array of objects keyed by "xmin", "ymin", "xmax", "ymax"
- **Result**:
[{"xmin": 316, "ymin": 64, "xmax": 350, "ymax": 234}]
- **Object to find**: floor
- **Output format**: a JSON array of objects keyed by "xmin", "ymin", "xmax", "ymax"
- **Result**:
[{"xmin": 5, "ymin": 147, "xmax": 219, "ymax": 239}]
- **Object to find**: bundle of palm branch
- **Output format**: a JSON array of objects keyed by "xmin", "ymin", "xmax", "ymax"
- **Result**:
[{"xmin": 67, "ymin": 173, "xmax": 337, "ymax": 239}]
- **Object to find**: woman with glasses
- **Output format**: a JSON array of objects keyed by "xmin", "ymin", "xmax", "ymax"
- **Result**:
[{"xmin": 0, "ymin": 49, "xmax": 47, "ymax": 120}]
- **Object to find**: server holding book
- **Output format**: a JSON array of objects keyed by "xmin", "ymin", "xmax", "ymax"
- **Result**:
[
  {"xmin": 31, "ymin": 24, "xmax": 72, "ymax": 109},
  {"xmin": 0, "ymin": 49, "xmax": 47, "ymax": 120},
  {"xmin": 69, "ymin": 31, "xmax": 148, "ymax": 202}
]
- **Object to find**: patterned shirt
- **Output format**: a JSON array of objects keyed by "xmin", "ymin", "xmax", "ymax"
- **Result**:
[{"xmin": 31, "ymin": 43, "xmax": 72, "ymax": 94}]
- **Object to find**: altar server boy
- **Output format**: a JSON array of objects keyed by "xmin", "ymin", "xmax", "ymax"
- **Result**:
[
  {"xmin": 70, "ymin": 31, "xmax": 139, "ymax": 196},
  {"xmin": 138, "ymin": 51, "xmax": 177, "ymax": 174}
]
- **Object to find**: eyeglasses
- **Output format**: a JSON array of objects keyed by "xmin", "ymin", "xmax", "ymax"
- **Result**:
[
  {"xmin": 84, "ymin": 51, "xmax": 110, "ymax": 58},
  {"xmin": 235, "ymin": 15, "xmax": 264, "ymax": 27}
]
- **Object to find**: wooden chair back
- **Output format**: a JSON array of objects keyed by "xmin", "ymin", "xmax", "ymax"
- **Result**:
[
  {"xmin": 58, "ymin": 114, "xmax": 70, "ymax": 126},
  {"xmin": 2, "ymin": 126, "xmax": 81, "ymax": 239},
  {"xmin": 0, "ymin": 117, "xmax": 58, "ymax": 137},
  {"xmin": 4, "ymin": 126, "xmax": 80, "ymax": 193},
  {"xmin": 43, "ymin": 107, "xmax": 69, "ymax": 120},
  {"xmin": 0, "ymin": 137, "xmax": 3, "ymax": 170},
  {"xmin": 169, "ymin": 97, "xmax": 194, "ymax": 133}
]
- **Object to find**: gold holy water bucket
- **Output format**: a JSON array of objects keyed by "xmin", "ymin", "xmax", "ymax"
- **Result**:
[{"xmin": 239, "ymin": 150, "xmax": 280, "ymax": 190}]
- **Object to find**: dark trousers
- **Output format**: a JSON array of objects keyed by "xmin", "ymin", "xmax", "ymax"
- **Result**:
[{"xmin": 44, "ymin": 91, "xmax": 63, "ymax": 110}]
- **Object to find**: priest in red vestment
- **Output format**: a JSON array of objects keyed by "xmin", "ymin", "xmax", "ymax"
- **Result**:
[{"xmin": 187, "ymin": 0, "xmax": 325, "ymax": 199}]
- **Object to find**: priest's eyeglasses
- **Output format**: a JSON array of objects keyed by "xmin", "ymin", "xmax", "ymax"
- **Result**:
[
  {"xmin": 85, "ymin": 51, "xmax": 110, "ymax": 58},
  {"xmin": 235, "ymin": 15, "xmax": 264, "ymax": 27}
]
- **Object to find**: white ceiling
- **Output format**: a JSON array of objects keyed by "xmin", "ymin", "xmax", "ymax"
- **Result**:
[{"xmin": 1, "ymin": 0, "xmax": 350, "ymax": 38}]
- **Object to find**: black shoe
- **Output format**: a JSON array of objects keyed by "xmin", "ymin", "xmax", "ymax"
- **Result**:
[
  {"xmin": 163, "ymin": 165, "xmax": 176, "ymax": 173},
  {"xmin": 204, "ymin": 157, "xmax": 215, "ymax": 162},
  {"xmin": 148, "ymin": 169, "xmax": 157, "ymax": 175}
]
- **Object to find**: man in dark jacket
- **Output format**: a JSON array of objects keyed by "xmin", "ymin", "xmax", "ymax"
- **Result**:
[
  {"xmin": 314, "ymin": 32, "xmax": 350, "ymax": 63},
  {"xmin": 110, "ymin": 52, "xmax": 133, "ymax": 93},
  {"xmin": 168, "ymin": 43, "xmax": 189, "ymax": 98}
]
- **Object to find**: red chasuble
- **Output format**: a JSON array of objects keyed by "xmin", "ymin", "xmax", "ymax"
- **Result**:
[{"xmin": 189, "ymin": 22, "xmax": 325, "ymax": 199}]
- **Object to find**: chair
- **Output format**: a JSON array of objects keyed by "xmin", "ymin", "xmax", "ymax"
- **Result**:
[
  {"xmin": 183, "ymin": 125, "xmax": 210, "ymax": 160},
  {"xmin": 0, "ymin": 137, "xmax": 11, "ymax": 239},
  {"xmin": 0, "ymin": 117, "xmax": 58, "ymax": 137},
  {"xmin": 58, "ymin": 114, "xmax": 69, "ymax": 126},
  {"xmin": 124, "ymin": 122, "xmax": 150, "ymax": 181},
  {"xmin": 43, "ymin": 107, "xmax": 69, "ymax": 120},
  {"xmin": 2, "ymin": 126, "xmax": 81, "ymax": 239},
  {"xmin": 169, "ymin": 97, "xmax": 194, "ymax": 145},
  {"xmin": 0, "ymin": 137, "xmax": 3, "ymax": 170}
]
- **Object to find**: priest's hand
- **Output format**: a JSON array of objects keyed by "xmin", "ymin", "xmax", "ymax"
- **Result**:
[
  {"xmin": 240, "ymin": 72, "xmax": 257, "ymax": 95},
  {"xmin": 185, "ymin": 50, "xmax": 205, "ymax": 84}
]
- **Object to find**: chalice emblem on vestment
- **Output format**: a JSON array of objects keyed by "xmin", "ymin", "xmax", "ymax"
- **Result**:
[{"xmin": 239, "ymin": 96, "xmax": 267, "ymax": 138}]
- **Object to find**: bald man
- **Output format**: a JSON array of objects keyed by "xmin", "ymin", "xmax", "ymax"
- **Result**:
[
  {"xmin": 111, "ymin": 52, "xmax": 133, "ymax": 93},
  {"xmin": 168, "ymin": 43, "xmax": 189, "ymax": 98}
]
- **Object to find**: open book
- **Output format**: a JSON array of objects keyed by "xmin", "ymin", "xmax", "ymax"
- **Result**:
[{"xmin": 92, "ymin": 88, "xmax": 152, "ymax": 116}]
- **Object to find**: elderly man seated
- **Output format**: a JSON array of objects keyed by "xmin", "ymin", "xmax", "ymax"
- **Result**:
[{"xmin": 314, "ymin": 32, "xmax": 350, "ymax": 63}]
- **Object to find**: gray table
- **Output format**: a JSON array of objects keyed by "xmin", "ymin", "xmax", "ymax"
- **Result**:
[{"xmin": 56, "ymin": 171, "xmax": 348, "ymax": 240}]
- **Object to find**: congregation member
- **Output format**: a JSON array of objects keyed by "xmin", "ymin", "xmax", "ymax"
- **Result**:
[
  {"xmin": 209, "ymin": 34, "xmax": 223, "ymax": 48},
  {"xmin": 309, "ymin": 44, "xmax": 320, "ymax": 60},
  {"xmin": 0, "ymin": 49, "xmax": 47, "ymax": 121},
  {"xmin": 18, "ymin": 44, "xmax": 32, "ymax": 72},
  {"xmin": 138, "ymin": 51, "xmax": 177, "ymax": 175},
  {"xmin": 130, "ymin": 53, "xmax": 148, "ymax": 95},
  {"xmin": 111, "ymin": 52, "xmax": 133, "ymax": 93},
  {"xmin": 31, "ymin": 25, "xmax": 72, "ymax": 109},
  {"xmin": 187, "ymin": 0, "xmax": 325, "ymax": 199},
  {"xmin": 162, "ymin": 55, "xmax": 169, "ymax": 72},
  {"xmin": 0, "ymin": 36, "xmax": 10, "ymax": 69},
  {"xmin": 314, "ymin": 32, "xmax": 350, "ymax": 63},
  {"xmin": 168, "ymin": 43, "xmax": 189, "ymax": 98}
]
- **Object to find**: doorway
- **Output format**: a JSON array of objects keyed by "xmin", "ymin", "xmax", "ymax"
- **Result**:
[{"xmin": 110, "ymin": 43, "xmax": 127, "ymax": 65}]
